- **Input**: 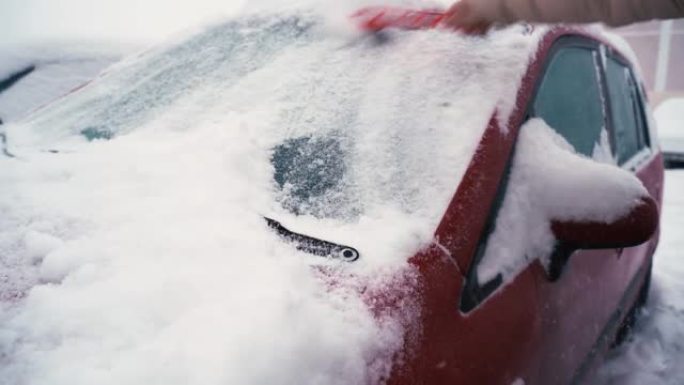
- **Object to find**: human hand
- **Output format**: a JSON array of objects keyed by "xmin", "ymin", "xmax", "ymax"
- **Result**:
[{"xmin": 443, "ymin": 0, "xmax": 494, "ymax": 35}]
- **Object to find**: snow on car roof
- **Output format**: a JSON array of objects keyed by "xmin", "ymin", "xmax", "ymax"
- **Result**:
[{"xmin": 0, "ymin": 10, "xmax": 543, "ymax": 385}]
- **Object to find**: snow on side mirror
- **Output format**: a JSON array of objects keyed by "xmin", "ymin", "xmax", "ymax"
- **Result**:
[{"xmin": 475, "ymin": 119, "xmax": 660, "ymax": 286}]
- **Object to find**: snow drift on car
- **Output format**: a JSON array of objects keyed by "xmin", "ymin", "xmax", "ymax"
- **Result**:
[{"xmin": 0, "ymin": 9, "xmax": 542, "ymax": 385}]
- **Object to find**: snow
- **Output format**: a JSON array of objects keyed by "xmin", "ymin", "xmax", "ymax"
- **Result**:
[
  {"xmin": 0, "ymin": 10, "xmax": 542, "ymax": 385},
  {"xmin": 596, "ymin": 170, "xmax": 684, "ymax": 384},
  {"xmin": 0, "ymin": 123, "xmax": 409, "ymax": 385},
  {"xmin": 0, "ymin": 45, "xmax": 124, "ymax": 122},
  {"xmin": 477, "ymin": 118, "xmax": 648, "ymax": 284}
]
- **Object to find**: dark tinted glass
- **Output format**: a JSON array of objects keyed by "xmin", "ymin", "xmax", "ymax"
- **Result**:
[
  {"xmin": 272, "ymin": 136, "xmax": 347, "ymax": 217},
  {"xmin": 605, "ymin": 57, "xmax": 644, "ymax": 164},
  {"xmin": 533, "ymin": 47, "xmax": 605, "ymax": 157}
]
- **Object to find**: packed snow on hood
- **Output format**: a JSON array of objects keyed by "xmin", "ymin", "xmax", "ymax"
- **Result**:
[
  {"xmin": 477, "ymin": 118, "xmax": 648, "ymax": 285},
  {"xmin": 0, "ymin": 10, "xmax": 540, "ymax": 385}
]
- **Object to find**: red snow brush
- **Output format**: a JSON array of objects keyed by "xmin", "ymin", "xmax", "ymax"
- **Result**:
[{"xmin": 350, "ymin": 6, "xmax": 449, "ymax": 32}]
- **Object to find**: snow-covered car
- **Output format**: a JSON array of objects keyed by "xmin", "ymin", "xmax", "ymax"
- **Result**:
[
  {"xmin": 655, "ymin": 97, "xmax": 684, "ymax": 168},
  {"xmin": 0, "ymin": 11, "xmax": 663, "ymax": 385}
]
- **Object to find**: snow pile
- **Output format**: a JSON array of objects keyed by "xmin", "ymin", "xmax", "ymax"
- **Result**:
[
  {"xmin": 0, "ymin": 45, "xmax": 124, "ymax": 122},
  {"xmin": 0, "ymin": 113, "xmax": 409, "ymax": 385},
  {"xmin": 596, "ymin": 170, "xmax": 684, "ymax": 385},
  {"xmin": 1, "ymin": 10, "xmax": 540, "ymax": 385},
  {"xmin": 478, "ymin": 118, "xmax": 648, "ymax": 284}
]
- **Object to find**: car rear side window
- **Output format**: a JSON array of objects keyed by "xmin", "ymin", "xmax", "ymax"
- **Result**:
[
  {"xmin": 605, "ymin": 57, "xmax": 648, "ymax": 164},
  {"xmin": 532, "ymin": 47, "xmax": 605, "ymax": 157}
]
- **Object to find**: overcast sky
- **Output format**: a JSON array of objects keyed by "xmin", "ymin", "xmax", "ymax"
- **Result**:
[{"xmin": 0, "ymin": 0, "xmax": 247, "ymax": 45}]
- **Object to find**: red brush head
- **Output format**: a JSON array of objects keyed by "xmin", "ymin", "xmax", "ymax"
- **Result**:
[{"xmin": 350, "ymin": 6, "xmax": 447, "ymax": 32}]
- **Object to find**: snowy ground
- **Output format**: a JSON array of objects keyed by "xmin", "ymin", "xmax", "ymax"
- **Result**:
[{"xmin": 597, "ymin": 170, "xmax": 684, "ymax": 384}]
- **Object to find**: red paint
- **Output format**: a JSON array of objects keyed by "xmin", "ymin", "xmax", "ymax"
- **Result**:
[{"xmin": 551, "ymin": 196, "xmax": 658, "ymax": 249}]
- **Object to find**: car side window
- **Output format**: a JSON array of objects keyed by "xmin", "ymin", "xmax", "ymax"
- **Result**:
[
  {"xmin": 531, "ymin": 47, "xmax": 605, "ymax": 157},
  {"xmin": 605, "ymin": 57, "xmax": 648, "ymax": 164}
]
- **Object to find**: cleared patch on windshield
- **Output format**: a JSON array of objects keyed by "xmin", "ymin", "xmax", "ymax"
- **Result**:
[
  {"xmin": 80, "ymin": 127, "xmax": 114, "ymax": 141},
  {"xmin": 272, "ymin": 136, "xmax": 357, "ymax": 218}
]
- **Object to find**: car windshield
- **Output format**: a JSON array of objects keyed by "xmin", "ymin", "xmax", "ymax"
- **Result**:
[{"xmin": 7, "ymin": 13, "xmax": 540, "ymax": 246}]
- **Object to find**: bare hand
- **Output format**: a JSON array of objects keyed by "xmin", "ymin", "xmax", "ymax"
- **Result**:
[{"xmin": 443, "ymin": 0, "xmax": 494, "ymax": 35}]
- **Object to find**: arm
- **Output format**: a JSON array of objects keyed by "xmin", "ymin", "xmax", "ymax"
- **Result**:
[{"xmin": 445, "ymin": 0, "xmax": 684, "ymax": 32}]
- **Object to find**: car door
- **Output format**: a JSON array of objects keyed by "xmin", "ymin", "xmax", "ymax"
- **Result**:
[
  {"xmin": 528, "ymin": 39, "xmax": 625, "ymax": 384},
  {"xmin": 531, "ymin": 39, "xmax": 662, "ymax": 384},
  {"xmin": 458, "ymin": 37, "xmax": 627, "ymax": 385}
]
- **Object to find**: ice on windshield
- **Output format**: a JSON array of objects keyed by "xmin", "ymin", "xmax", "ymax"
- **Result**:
[
  {"xmin": 272, "ymin": 135, "xmax": 352, "ymax": 217},
  {"xmin": 8, "ymin": 13, "xmax": 541, "ymax": 229}
]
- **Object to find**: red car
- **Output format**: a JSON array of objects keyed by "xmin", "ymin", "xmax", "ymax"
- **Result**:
[
  {"xmin": 368, "ymin": 26, "xmax": 663, "ymax": 385},
  {"xmin": 0, "ymin": 14, "xmax": 663, "ymax": 385}
]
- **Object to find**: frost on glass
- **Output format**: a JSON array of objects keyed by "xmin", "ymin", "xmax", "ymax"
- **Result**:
[
  {"xmin": 22, "ymin": 15, "xmax": 314, "ymax": 142},
  {"xmin": 272, "ymin": 135, "xmax": 358, "ymax": 219}
]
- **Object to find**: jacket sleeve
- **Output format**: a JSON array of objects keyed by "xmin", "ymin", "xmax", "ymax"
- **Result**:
[{"xmin": 471, "ymin": 0, "xmax": 684, "ymax": 27}]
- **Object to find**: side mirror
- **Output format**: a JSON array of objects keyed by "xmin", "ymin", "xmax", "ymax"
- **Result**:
[
  {"xmin": 475, "ymin": 119, "xmax": 663, "ymax": 286},
  {"xmin": 551, "ymin": 195, "xmax": 659, "ymax": 249},
  {"xmin": 547, "ymin": 195, "xmax": 659, "ymax": 280}
]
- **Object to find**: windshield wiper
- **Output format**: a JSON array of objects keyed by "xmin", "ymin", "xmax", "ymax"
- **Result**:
[{"xmin": 265, "ymin": 217, "xmax": 360, "ymax": 262}]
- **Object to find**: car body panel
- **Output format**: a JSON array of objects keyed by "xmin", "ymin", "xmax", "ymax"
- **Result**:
[{"xmin": 394, "ymin": 247, "xmax": 541, "ymax": 385}]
